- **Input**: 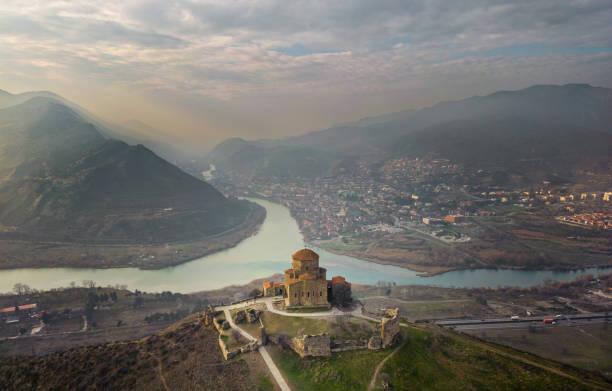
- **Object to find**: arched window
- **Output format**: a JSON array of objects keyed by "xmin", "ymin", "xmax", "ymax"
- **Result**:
[
  {"xmin": 307, "ymin": 292, "xmax": 310, "ymax": 297},
  {"xmin": 320, "ymin": 291, "xmax": 322, "ymax": 296}
]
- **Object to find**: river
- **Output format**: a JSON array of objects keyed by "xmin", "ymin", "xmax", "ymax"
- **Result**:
[{"xmin": 0, "ymin": 198, "xmax": 608, "ymax": 293}]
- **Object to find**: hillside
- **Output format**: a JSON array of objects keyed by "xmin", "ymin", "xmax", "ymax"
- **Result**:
[
  {"xmin": 2, "ymin": 308, "xmax": 609, "ymax": 390},
  {"xmin": 206, "ymin": 84, "xmax": 612, "ymax": 180},
  {"xmin": 0, "ymin": 89, "xmax": 187, "ymax": 162},
  {"xmin": 0, "ymin": 313, "xmax": 274, "ymax": 391},
  {"xmin": 0, "ymin": 97, "xmax": 263, "ymax": 268}
]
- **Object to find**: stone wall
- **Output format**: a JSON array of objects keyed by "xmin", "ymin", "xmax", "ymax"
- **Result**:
[
  {"xmin": 331, "ymin": 339, "xmax": 368, "ymax": 353},
  {"xmin": 291, "ymin": 333, "xmax": 331, "ymax": 357},
  {"xmin": 203, "ymin": 305, "xmax": 215, "ymax": 326},
  {"xmin": 381, "ymin": 308, "xmax": 400, "ymax": 348}
]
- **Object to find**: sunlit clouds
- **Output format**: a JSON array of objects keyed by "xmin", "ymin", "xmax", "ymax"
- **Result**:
[{"xmin": 1, "ymin": 0, "xmax": 611, "ymax": 148}]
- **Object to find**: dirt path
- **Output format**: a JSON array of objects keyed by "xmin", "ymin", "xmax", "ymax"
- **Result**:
[
  {"xmin": 148, "ymin": 352, "xmax": 170, "ymax": 391},
  {"xmin": 367, "ymin": 337, "xmax": 407, "ymax": 391}
]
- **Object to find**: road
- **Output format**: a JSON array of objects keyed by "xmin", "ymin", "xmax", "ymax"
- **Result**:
[
  {"xmin": 435, "ymin": 312, "xmax": 611, "ymax": 330},
  {"xmin": 222, "ymin": 307, "xmax": 291, "ymax": 391},
  {"xmin": 217, "ymin": 296, "xmax": 382, "ymax": 390}
]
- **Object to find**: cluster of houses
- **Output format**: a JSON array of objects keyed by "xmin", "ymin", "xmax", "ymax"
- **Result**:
[
  {"xmin": 0, "ymin": 303, "xmax": 39, "ymax": 324},
  {"xmin": 557, "ymin": 213, "xmax": 612, "ymax": 230}
]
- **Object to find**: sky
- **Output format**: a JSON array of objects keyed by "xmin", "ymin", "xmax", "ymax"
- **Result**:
[{"xmin": 1, "ymin": 0, "xmax": 611, "ymax": 150}]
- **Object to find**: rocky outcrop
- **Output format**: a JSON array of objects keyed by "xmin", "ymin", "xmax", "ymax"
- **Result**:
[
  {"xmin": 381, "ymin": 308, "xmax": 400, "ymax": 348},
  {"xmin": 368, "ymin": 336, "xmax": 382, "ymax": 350},
  {"xmin": 291, "ymin": 333, "xmax": 331, "ymax": 357},
  {"xmin": 233, "ymin": 308, "xmax": 262, "ymax": 324}
]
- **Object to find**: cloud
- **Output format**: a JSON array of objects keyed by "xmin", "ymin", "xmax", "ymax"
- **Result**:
[{"xmin": 0, "ymin": 0, "xmax": 610, "ymax": 146}]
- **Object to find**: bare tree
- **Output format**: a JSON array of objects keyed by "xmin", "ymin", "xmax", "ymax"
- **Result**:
[
  {"xmin": 82, "ymin": 280, "xmax": 96, "ymax": 289},
  {"xmin": 13, "ymin": 283, "xmax": 31, "ymax": 296}
]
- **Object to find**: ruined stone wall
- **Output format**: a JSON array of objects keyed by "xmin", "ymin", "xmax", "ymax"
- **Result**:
[
  {"xmin": 381, "ymin": 308, "xmax": 400, "ymax": 348},
  {"xmin": 291, "ymin": 333, "xmax": 331, "ymax": 357}
]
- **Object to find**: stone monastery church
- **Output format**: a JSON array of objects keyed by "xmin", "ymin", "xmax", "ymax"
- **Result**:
[{"xmin": 263, "ymin": 248, "xmax": 351, "ymax": 309}]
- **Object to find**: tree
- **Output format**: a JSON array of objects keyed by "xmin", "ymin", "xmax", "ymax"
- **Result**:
[
  {"xmin": 249, "ymin": 289, "xmax": 261, "ymax": 298},
  {"xmin": 41, "ymin": 312, "xmax": 51, "ymax": 324},
  {"xmin": 133, "ymin": 296, "xmax": 144, "ymax": 308},
  {"xmin": 13, "ymin": 283, "xmax": 31, "ymax": 296},
  {"xmin": 110, "ymin": 291, "xmax": 118, "ymax": 302},
  {"xmin": 82, "ymin": 280, "xmax": 95, "ymax": 289}
]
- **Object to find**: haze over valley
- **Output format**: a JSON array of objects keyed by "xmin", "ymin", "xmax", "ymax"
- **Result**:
[{"xmin": 0, "ymin": 1, "xmax": 611, "ymax": 390}]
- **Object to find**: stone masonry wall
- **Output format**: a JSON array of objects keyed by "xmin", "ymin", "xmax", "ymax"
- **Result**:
[
  {"xmin": 381, "ymin": 308, "xmax": 400, "ymax": 348},
  {"xmin": 291, "ymin": 333, "xmax": 331, "ymax": 357}
]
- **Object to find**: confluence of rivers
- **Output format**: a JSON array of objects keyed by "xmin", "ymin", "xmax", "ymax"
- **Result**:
[{"xmin": 0, "ymin": 198, "xmax": 607, "ymax": 293}]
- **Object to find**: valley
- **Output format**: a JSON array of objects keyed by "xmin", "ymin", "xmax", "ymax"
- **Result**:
[{"xmin": 202, "ymin": 84, "xmax": 612, "ymax": 276}]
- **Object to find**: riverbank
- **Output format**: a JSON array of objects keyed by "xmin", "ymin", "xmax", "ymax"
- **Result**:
[
  {"xmin": 0, "ymin": 202, "xmax": 266, "ymax": 270},
  {"xmin": 316, "ymin": 241, "xmax": 612, "ymax": 277},
  {"xmin": 312, "ymin": 243, "xmax": 454, "ymax": 277},
  {"xmin": 0, "ymin": 197, "xmax": 609, "ymax": 294}
]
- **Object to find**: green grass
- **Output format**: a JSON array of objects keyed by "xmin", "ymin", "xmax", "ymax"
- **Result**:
[
  {"xmin": 268, "ymin": 344, "xmax": 390, "ymax": 391},
  {"xmin": 257, "ymin": 375, "xmax": 275, "ymax": 391},
  {"xmin": 261, "ymin": 312, "xmax": 330, "ymax": 338},
  {"xmin": 379, "ymin": 327, "xmax": 600, "ymax": 390},
  {"xmin": 464, "ymin": 324, "xmax": 612, "ymax": 378},
  {"xmin": 284, "ymin": 306, "xmax": 330, "ymax": 313},
  {"xmin": 238, "ymin": 321, "xmax": 262, "ymax": 339},
  {"xmin": 321, "ymin": 237, "xmax": 367, "ymax": 252}
]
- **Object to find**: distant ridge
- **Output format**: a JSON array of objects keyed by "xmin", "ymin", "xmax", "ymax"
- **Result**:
[{"xmin": 206, "ymin": 84, "xmax": 612, "ymax": 179}]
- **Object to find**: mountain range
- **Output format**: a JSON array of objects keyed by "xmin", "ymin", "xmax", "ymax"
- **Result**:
[
  {"xmin": 205, "ymin": 84, "xmax": 612, "ymax": 181},
  {"xmin": 0, "ymin": 96, "xmax": 256, "ymax": 247}
]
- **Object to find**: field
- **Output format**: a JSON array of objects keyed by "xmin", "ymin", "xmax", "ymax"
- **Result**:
[
  {"xmin": 260, "ymin": 312, "xmax": 330, "ymax": 338},
  {"xmin": 0, "ymin": 202, "xmax": 265, "ymax": 270},
  {"xmin": 320, "ymin": 207, "xmax": 612, "ymax": 275},
  {"xmin": 267, "ymin": 343, "xmax": 390, "ymax": 391},
  {"xmin": 266, "ymin": 323, "xmax": 610, "ymax": 391},
  {"xmin": 462, "ymin": 323, "xmax": 612, "ymax": 379},
  {"xmin": 377, "ymin": 326, "xmax": 608, "ymax": 390},
  {"xmin": 360, "ymin": 296, "xmax": 493, "ymax": 320},
  {"xmin": 0, "ymin": 287, "xmax": 205, "ymax": 356}
]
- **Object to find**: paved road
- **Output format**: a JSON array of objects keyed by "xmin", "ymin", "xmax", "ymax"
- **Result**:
[
  {"xmin": 217, "ymin": 296, "xmax": 384, "ymax": 390},
  {"xmin": 435, "ymin": 313, "xmax": 611, "ymax": 330},
  {"xmin": 219, "ymin": 296, "xmax": 369, "ymax": 319},
  {"xmin": 222, "ymin": 307, "xmax": 291, "ymax": 391}
]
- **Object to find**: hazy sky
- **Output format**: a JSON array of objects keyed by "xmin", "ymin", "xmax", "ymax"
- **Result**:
[{"xmin": 1, "ymin": 0, "xmax": 611, "ymax": 149}]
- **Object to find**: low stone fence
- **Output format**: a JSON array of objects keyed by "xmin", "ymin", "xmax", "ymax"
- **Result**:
[{"xmin": 331, "ymin": 339, "xmax": 368, "ymax": 353}]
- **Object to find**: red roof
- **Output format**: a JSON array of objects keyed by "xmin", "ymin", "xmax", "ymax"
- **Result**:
[
  {"xmin": 328, "ymin": 276, "xmax": 351, "ymax": 287},
  {"xmin": 0, "ymin": 303, "xmax": 37, "ymax": 313}
]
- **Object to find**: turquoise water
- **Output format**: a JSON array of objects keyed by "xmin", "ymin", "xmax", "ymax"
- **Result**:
[{"xmin": 0, "ymin": 198, "xmax": 608, "ymax": 293}]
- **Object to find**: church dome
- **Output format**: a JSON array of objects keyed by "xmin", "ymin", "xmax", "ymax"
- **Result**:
[{"xmin": 292, "ymin": 248, "xmax": 319, "ymax": 261}]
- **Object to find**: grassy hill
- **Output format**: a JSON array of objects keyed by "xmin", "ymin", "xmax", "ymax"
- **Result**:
[{"xmin": 269, "ymin": 324, "xmax": 611, "ymax": 391}]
